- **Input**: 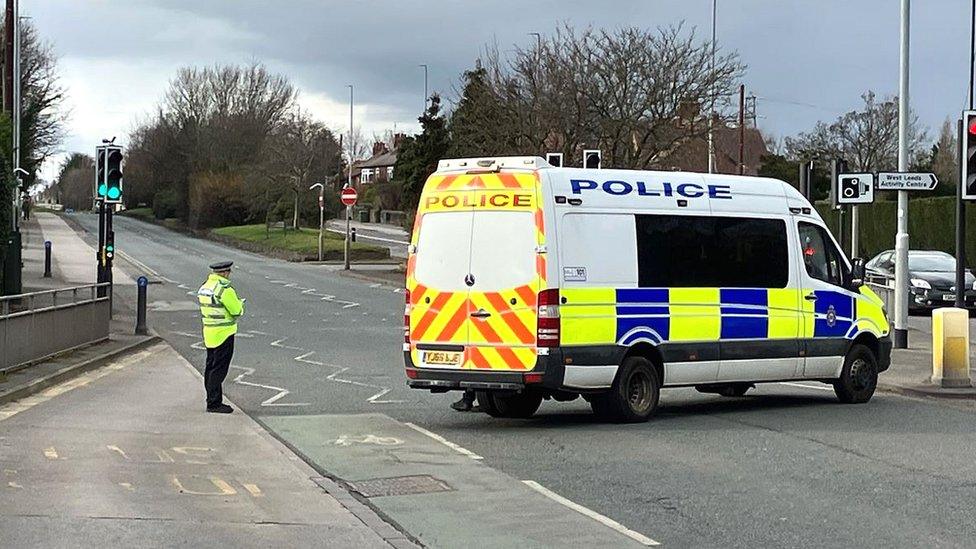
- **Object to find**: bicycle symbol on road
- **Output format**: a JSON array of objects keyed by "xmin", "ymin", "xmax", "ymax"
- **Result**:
[{"xmin": 333, "ymin": 434, "xmax": 403, "ymax": 447}]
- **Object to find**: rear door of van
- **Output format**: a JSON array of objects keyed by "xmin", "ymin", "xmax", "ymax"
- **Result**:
[{"xmin": 407, "ymin": 171, "xmax": 543, "ymax": 371}]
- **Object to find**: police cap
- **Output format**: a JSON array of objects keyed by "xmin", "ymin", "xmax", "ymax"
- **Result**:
[{"xmin": 209, "ymin": 261, "xmax": 234, "ymax": 272}]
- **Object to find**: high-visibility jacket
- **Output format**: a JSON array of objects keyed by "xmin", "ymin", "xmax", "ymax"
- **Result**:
[{"xmin": 197, "ymin": 274, "xmax": 245, "ymax": 348}]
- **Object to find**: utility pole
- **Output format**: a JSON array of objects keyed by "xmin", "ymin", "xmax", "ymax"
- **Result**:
[
  {"xmin": 707, "ymin": 0, "xmax": 717, "ymax": 174},
  {"xmin": 738, "ymin": 84, "xmax": 745, "ymax": 175},
  {"xmin": 893, "ymin": 0, "xmax": 911, "ymax": 349},
  {"xmin": 419, "ymin": 64, "xmax": 428, "ymax": 112},
  {"xmin": 345, "ymin": 84, "xmax": 353, "ymax": 271},
  {"xmin": 957, "ymin": 0, "xmax": 976, "ymax": 309}
]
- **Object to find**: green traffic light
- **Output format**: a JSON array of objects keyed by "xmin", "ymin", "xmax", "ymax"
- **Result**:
[
  {"xmin": 107, "ymin": 187, "xmax": 121, "ymax": 199},
  {"xmin": 98, "ymin": 183, "xmax": 107, "ymax": 196},
  {"xmin": 106, "ymin": 245, "xmax": 114, "ymax": 252}
]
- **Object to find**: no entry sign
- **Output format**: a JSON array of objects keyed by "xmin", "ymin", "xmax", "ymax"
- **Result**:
[{"xmin": 340, "ymin": 186, "xmax": 358, "ymax": 207}]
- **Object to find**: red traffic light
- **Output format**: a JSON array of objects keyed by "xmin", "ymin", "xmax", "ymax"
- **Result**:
[{"xmin": 969, "ymin": 116, "xmax": 976, "ymax": 135}]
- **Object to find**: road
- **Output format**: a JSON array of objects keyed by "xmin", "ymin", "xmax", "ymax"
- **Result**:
[{"xmin": 71, "ymin": 212, "xmax": 976, "ymax": 548}]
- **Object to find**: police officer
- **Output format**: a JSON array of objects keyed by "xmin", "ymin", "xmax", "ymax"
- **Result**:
[{"xmin": 197, "ymin": 261, "xmax": 246, "ymax": 413}]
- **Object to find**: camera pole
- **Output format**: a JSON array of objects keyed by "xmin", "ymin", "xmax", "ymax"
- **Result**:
[{"xmin": 851, "ymin": 204, "xmax": 859, "ymax": 258}]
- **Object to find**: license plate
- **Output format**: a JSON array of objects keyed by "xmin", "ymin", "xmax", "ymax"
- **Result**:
[
  {"xmin": 943, "ymin": 295, "xmax": 954, "ymax": 301},
  {"xmin": 423, "ymin": 351, "xmax": 462, "ymax": 366}
]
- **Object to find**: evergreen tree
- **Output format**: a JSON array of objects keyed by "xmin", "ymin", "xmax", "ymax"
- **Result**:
[
  {"xmin": 447, "ymin": 65, "xmax": 506, "ymax": 157},
  {"xmin": 394, "ymin": 94, "xmax": 450, "ymax": 212}
]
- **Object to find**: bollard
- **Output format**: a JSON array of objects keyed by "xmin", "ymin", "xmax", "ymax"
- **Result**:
[
  {"xmin": 135, "ymin": 276, "xmax": 149, "ymax": 336},
  {"xmin": 43, "ymin": 240, "xmax": 52, "ymax": 278},
  {"xmin": 351, "ymin": 227, "xmax": 357, "ymax": 243},
  {"xmin": 932, "ymin": 307, "xmax": 971, "ymax": 388}
]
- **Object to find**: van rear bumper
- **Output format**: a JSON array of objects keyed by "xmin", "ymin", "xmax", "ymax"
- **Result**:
[{"xmin": 405, "ymin": 350, "xmax": 565, "ymax": 391}]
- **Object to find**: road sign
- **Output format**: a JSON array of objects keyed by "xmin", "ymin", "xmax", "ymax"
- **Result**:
[
  {"xmin": 876, "ymin": 172, "xmax": 938, "ymax": 191},
  {"xmin": 340, "ymin": 187, "xmax": 358, "ymax": 207},
  {"xmin": 836, "ymin": 173, "xmax": 874, "ymax": 204}
]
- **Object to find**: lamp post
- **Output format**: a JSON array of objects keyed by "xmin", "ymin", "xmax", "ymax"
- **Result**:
[
  {"xmin": 707, "ymin": 0, "xmax": 716, "ymax": 174},
  {"xmin": 419, "ymin": 64, "xmax": 428, "ymax": 112},
  {"xmin": 310, "ymin": 183, "xmax": 325, "ymax": 261}
]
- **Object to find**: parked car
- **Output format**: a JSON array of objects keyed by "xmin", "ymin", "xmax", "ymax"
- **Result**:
[{"xmin": 864, "ymin": 250, "xmax": 976, "ymax": 311}]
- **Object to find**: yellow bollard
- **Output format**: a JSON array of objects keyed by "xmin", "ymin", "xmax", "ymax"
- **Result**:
[{"xmin": 932, "ymin": 307, "xmax": 972, "ymax": 388}]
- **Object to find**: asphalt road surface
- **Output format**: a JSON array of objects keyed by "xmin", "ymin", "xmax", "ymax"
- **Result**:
[{"xmin": 70, "ymin": 212, "xmax": 976, "ymax": 549}]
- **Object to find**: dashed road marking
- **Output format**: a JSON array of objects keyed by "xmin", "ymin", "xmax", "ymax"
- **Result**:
[
  {"xmin": 43, "ymin": 447, "xmax": 59, "ymax": 460},
  {"xmin": 230, "ymin": 365, "xmax": 308, "ymax": 407},
  {"xmin": 107, "ymin": 445, "xmax": 129, "ymax": 460},
  {"xmin": 242, "ymin": 483, "xmax": 263, "ymax": 497},
  {"xmin": 522, "ymin": 480, "xmax": 660, "ymax": 546},
  {"xmin": 404, "ymin": 423, "xmax": 483, "ymax": 460},
  {"xmin": 119, "ymin": 482, "xmax": 134, "ymax": 491}
]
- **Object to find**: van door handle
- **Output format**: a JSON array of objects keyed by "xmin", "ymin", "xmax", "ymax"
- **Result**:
[
  {"xmin": 470, "ymin": 309, "xmax": 491, "ymax": 319},
  {"xmin": 804, "ymin": 293, "xmax": 818, "ymax": 302}
]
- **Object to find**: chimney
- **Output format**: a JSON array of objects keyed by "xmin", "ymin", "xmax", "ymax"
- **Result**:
[
  {"xmin": 393, "ymin": 133, "xmax": 406, "ymax": 150},
  {"xmin": 372, "ymin": 141, "xmax": 388, "ymax": 157}
]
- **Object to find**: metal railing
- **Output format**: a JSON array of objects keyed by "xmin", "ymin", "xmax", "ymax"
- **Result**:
[{"xmin": 0, "ymin": 283, "xmax": 111, "ymax": 374}]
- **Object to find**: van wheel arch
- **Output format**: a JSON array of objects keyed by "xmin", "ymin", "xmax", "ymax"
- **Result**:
[
  {"xmin": 850, "ymin": 332, "xmax": 879, "ymax": 363},
  {"xmin": 621, "ymin": 342, "xmax": 664, "ymax": 387}
]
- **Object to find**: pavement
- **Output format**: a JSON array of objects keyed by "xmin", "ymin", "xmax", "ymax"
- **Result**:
[
  {"xmin": 0, "ymin": 341, "xmax": 402, "ymax": 548},
  {"xmin": 32, "ymin": 211, "xmax": 976, "ymax": 548}
]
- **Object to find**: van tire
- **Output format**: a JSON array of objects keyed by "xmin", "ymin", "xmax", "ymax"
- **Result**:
[
  {"xmin": 590, "ymin": 356, "xmax": 660, "ymax": 423},
  {"xmin": 833, "ymin": 344, "xmax": 878, "ymax": 404},
  {"xmin": 475, "ymin": 390, "xmax": 501, "ymax": 416},
  {"xmin": 490, "ymin": 392, "xmax": 543, "ymax": 418}
]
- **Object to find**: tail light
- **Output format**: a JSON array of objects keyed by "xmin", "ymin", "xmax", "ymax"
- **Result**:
[
  {"xmin": 537, "ymin": 288, "xmax": 560, "ymax": 348},
  {"xmin": 403, "ymin": 289, "xmax": 411, "ymax": 344}
]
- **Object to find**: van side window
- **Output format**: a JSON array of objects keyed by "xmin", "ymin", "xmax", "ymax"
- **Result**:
[
  {"xmin": 635, "ymin": 215, "xmax": 788, "ymax": 288},
  {"xmin": 798, "ymin": 222, "xmax": 848, "ymax": 287}
]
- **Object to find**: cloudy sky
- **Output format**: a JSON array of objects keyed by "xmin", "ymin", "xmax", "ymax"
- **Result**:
[{"xmin": 31, "ymin": 0, "xmax": 976, "ymax": 181}]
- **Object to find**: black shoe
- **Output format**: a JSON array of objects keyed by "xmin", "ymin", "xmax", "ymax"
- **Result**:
[
  {"xmin": 451, "ymin": 399, "xmax": 473, "ymax": 412},
  {"xmin": 207, "ymin": 404, "xmax": 233, "ymax": 414}
]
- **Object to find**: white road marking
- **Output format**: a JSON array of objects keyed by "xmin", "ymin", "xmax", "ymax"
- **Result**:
[
  {"xmin": 270, "ymin": 337, "xmax": 304, "ymax": 351},
  {"xmin": 334, "ymin": 434, "xmax": 403, "ymax": 447},
  {"xmin": 325, "ymin": 366, "xmax": 405, "ymax": 404},
  {"xmin": 404, "ymin": 423, "xmax": 483, "ymax": 460},
  {"xmin": 778, "ymin": 382, "xmax": 835, "ymax": 392},
  {"xmin": 294, "ymin": 352, "xmax": 324, "ymax": 366},
  {"xmin": 229, "ymin": 365, "xmax": 308, "ymax": 407},
  {"xmin": 521, "ymin": 480, "xmax": 660, "ymax": 546}
]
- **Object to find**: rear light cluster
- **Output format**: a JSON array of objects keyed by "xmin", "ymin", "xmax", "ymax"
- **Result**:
[
  {"xmin": 537, "ymin": 289, "xmax": 560, "ymax": 348},
  {"xmin": 403, "ymin": 289, "xmax": 411, "ymax": 344}
]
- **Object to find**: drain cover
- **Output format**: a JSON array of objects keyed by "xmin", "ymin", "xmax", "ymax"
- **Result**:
[{"xmin": 349, "ymin": 475, "xmax": 452, "ymax": 498}]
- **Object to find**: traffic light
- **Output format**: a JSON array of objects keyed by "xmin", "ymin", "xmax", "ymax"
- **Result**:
[
  {"xmin": 105, "ymin": 231, "xmax": 115, "ymax": 261},
  {"xmin": 105, "ymin": 146, "xmax": 123, "ymax": 203},
  {"xmin": 829, "ymin": 158, "xmax": 849, "ymax": 209},
  {"xmin": 546, "ymin": 152, "xmax": 563, "ymax": 167},
  {"xmin": 95, "ymin": 145, "xmax": 123, "ymax": 202},
  {"xmin": 962, "ymin": 110, "xmax": 976, "ymax": 200},
  {"xmin": 583, "ymin": 149, "xmax": 601, "ymax": 169}
]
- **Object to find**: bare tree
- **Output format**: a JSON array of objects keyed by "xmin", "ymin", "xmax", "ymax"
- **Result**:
[
  {"xmin": 52, "ymin": 153, "xmax": 93, "ymax": 211},
  {"xmin": 784, "ymin": 91, "xmax": 927, "ymax": 172},
  {"xmin": 264, "ymin": 109, "xmax": 342, "ymax": 229},
  {"xmin": 14, "ymin": 22, "xmax": 66, "ymax": 190},
  {"xmin": 451, "ymin": 23, "xmax": 744, "ymax": 168}
]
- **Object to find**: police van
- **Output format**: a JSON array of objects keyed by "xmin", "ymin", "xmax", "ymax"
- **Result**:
[{"xmin": 404, "ymin": 156, "xmax": 891, "ymax": 422}]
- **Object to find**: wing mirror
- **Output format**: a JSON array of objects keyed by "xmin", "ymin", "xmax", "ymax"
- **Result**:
[{"xmin": 850, "ymin": 257, "xmax": 866, "ymax": 289}]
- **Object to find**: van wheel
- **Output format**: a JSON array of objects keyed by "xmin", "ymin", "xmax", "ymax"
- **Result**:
[
  {"xmin": 489, "ymin": 392, "xmax": 543, "ymax": 418},
  {"xmin": 718, "ymin": 383, "xmax": 752, "ymax": 397},
  {"xmin": 590, "ymin": 356, "xmax": 660, "ymax": 423},
  {"xmin": 833, "ymin": 344, "xmax": 878, "ymax": 404},
  {"xmin": 475, "ymin": 390, "xmax": 501, "ymax": 417}
]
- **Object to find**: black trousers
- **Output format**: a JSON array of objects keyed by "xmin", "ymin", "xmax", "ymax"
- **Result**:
[{"xmin": 204, "ymin": 335, "xmax": 234, "ymax": 408}]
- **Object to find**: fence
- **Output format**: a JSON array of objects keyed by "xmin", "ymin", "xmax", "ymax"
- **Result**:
[{"xmin": 0, "ymin": 283, "xmax": 111, "ymax": 374}]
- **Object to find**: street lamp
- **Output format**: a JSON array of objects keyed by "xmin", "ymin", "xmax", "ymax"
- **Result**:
[
  {"xmin": 707, "ymin": 0, "xmax": 716, "ymax": 174},
  {"xmin": 310, "ymin": 183, "xmax": 325, "ymax": 261},
  {"xmin": 419, "ymin": 64, "xmax": 428, "ymax": 112}
]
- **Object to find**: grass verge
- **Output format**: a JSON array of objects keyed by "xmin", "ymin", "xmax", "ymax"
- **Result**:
[{"xmin": 211, "ymin": 224, "xmax": 390, "ymax": 261}]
